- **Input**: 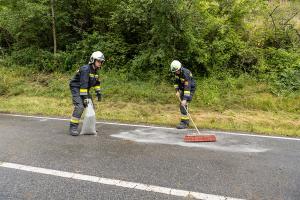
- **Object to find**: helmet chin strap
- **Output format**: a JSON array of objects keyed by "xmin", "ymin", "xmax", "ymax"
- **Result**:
[{"xmin": 93, "ymin": 63, "xmax": 101, "ymax": 70}]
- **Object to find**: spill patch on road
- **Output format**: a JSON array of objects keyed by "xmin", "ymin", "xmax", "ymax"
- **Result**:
[{"xmin": 111, "ymin": 128, "xmax": 269, "ymax": 153}]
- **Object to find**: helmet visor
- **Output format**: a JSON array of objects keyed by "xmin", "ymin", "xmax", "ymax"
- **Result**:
[
  {"xmin": 171, "ymin": 67, "xmax": 180, "ymax": 73},
  {"xmin": 96, "ymin": 59, "xmax": 105, "ymax": 64}
]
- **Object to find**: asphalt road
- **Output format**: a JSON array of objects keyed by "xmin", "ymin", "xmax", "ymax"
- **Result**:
[{"xmin": 0, "ymin": 113, "xmax": 299, "ymax": 200}]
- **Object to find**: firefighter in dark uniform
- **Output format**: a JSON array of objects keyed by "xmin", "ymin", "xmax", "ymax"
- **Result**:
[
  {"xmin": 69, "ymin": 51, "xmax": 105, "ymax": 136},
  {"xmin": 170, "ymin": 60, "xmax": 196, "ymax": 129}
]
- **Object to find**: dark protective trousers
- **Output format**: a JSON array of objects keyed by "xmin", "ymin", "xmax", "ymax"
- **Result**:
[
  {"xmin": 179, "ymin": 90, "xmax": 195, "ymax": 125},
  {"xmin": 70, "ymin": 87, "xmax": 85, "ymax": 125}
]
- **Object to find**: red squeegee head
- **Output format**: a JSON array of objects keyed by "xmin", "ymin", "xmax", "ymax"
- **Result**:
[{"xmin": 184, "ymin": 134, "xmax": 217, "ymax": 142}]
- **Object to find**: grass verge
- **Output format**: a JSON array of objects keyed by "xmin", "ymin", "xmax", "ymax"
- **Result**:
[{"xmin": 0, "ymin": 66, "xmax": 299, "ymax": 137}]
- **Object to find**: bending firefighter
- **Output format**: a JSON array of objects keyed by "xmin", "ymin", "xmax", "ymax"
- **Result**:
[
  {"xmin": 69, "ymin": 51, "xmax": 105, "ymax": 136},
  {"xmin": 170, "ymin": 60, "xmax": 196, "ymax": 129}
]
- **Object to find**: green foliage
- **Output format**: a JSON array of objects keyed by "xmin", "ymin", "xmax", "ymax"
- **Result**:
[
  {"xmin": 0, "ymin": 80, "xmax": 8, "ymax": 96},
  {"xmin": 0, "ymin": 0, "xmax": 300, "ymax": 93},
  {"xmin": 263, "ymin": 48, "xmax": 300, "ymax": 72},
  {"xmin": 0, "ymin": 0, "xmax": 52, "ymax": 49},
  {"xmin": 271, "ymin": 67, "xmax": 300, "ymax": 94},
  {"xmin": 6, "ymin": 47, "xmax": 67, "ymax": 72},
  {"xmin": 263, "ymin": 2, "xmax": 300, "ymax": 49},
  {"xmin": 256, "ymin": 47, "xmax": 300, "ymax": 93},
  {"xmin": 64, "ymin": 33, "xmax": 130, "ymax": 71}
]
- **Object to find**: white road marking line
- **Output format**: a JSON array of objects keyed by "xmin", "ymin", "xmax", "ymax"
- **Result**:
[
  {"xmin": 1, "ymin": 113, "xmax": 300, "ymax": 141},
  {"xmin": 0, "ymin": 161, "xmax": 244, "ymax": 200},
  {"xmin": 72, "ymin": 174, "xmax": 99, "ymax": 182},
  {"xmin": 204, "ymin": 130, "xmax": 300, "ymax": 141},
  {"xmin": 0, "ymin": 113, "xmax": 174, "ymax": 130}
]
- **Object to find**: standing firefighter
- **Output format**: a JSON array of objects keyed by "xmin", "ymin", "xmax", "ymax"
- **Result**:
[
  {"xmin": 170, "ymin": 60, "xmax": 196, "ymax": 129},
  {"xmin": 69, "ymin": 51, "xmax": 105, "ymax": 136}
]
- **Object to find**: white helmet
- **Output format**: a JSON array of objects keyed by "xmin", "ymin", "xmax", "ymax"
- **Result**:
[
  {"xmin": 170, "ymin": 60, "xmax": 182, "ymax": 72},
  {"xmin": 89, "ymin": 51, "xmax": 105, "ymax": 64}
]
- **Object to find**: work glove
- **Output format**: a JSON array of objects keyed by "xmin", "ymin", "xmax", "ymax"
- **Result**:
[
  {"xmin": 82, "ymin": 96, "xmax": 89, "ymax": 107},
  {"xmin": 96, "ymin": 91, "xmax": 102, "ymax": 102},
  {"xmin": 181, "ymin": 99, "xmax": 187, "ymax": 107}
]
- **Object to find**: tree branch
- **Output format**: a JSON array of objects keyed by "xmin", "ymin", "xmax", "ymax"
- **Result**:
[
  {"xmin": 269, "ymin": 5, "xmax": 280, "ymax": 42},
  {"xmin": 269, "ymin": 5, "xmax": 280, "ymax": 31},
  {"xmin": 284, "ymin": 11, "xmax": 300, "ymax": 26}
]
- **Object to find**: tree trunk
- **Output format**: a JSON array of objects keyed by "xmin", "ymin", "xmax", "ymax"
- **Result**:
[{"xmin": 51, "ymin": 0, "xmax": 57, "ymax": 55}]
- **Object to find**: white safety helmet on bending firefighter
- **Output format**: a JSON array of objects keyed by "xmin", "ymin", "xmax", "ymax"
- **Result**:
[
  {"xmin": 89, "ymin": 51, "xmax": 105, "ymax": 65},
  {"xmin": 170, "ymin": 60, "xmax": 182, "ymax": 73}
]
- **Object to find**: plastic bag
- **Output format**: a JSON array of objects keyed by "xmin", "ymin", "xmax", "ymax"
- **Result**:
[{"xmin": 80, "ymin": 99, "xmax": 97, "ymax": 135}]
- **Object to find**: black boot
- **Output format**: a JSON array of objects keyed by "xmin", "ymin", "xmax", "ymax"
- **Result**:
[
  {"xmin": 176, "ymin": 122, "xmax": 188, "ymax": 129},
  {"xmin": 69, "ymin": 123, "xmax": 79, "ymax": 136}
]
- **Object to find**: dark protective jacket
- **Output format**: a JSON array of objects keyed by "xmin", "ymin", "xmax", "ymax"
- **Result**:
[
  {"xmin": 69, "ymin": 64, "xmax": 101, "ymax": 96},
  {"xmin": 174, "ymin": 67, "xmax": 196, "ymax": 100}
]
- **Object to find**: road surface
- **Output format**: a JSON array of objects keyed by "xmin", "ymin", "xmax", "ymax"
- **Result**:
[{"xmin": 0, "ymin": 113, "xmax": 299, "ymax": 200}]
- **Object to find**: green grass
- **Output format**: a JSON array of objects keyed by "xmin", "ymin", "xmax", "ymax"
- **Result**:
[{"xmin": 0, "ymin": 65, "xmax": 299, "ymax": 137}]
